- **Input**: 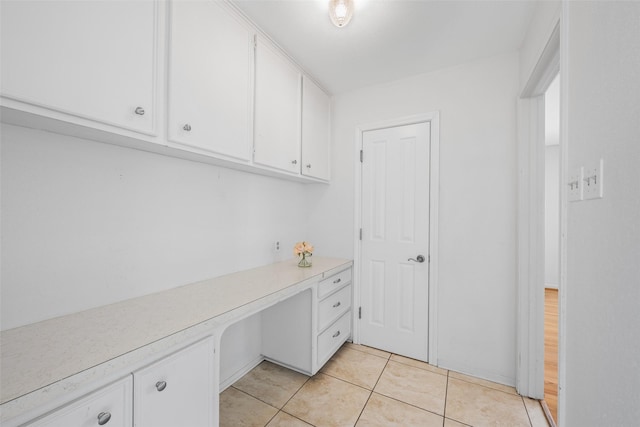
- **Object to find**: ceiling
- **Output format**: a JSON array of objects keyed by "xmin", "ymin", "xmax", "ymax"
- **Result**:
[{"xmin": 232, "ymin": 0, "xmax": 537, "ymax": 95}]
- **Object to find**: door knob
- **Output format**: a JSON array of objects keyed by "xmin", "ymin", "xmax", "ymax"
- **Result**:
[{"xmin": 408, "ymin": 255, "xmax": 425, "ymax": 263}]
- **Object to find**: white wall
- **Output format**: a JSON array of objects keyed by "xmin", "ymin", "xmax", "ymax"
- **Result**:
[
  {"xmin": 564, "ymin": 2, "xmax": 640, "ymax": 425},
  {"xmin": 307, "ymin": 52, "xmax": 520, "ymax": 385},
  {"xmin": 0, "ymin": 124, "xmax": 310, "ymax": 330}
]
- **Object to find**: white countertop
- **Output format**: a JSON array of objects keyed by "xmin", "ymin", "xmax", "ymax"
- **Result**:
[{"xmin": 0, "ymin": 257, "xmax": 352, "ymax": 412}]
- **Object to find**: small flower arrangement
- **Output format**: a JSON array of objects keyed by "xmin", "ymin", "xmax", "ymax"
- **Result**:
[{"xmin": 294, "ymin": 241, "xmax": 314, "ymax": 267}]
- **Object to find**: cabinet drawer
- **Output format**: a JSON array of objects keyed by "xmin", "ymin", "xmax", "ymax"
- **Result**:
[
  {"xmin": 318, "ymin": 268, "xmax": 352, "ymax": 299},
  {"xmin": 317, "ymin": 312, "xmax": 351, "ymax": 367},
  {"xmin": 318, "ymin": 285, "xmax": 351, "ymax": 332},
  {"xmin": 27, "ymin": 376, "xmax": 132, "ymax": 427}
]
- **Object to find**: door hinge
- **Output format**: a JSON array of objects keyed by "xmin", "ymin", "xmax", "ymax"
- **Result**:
[
  {"xmin": 253, "ymin": 34, "xmax": 257, "ymax": 49},
  {"xmin": 428, "ymin": 254, "xmax": 431, "ymax": 263},
  {"xmin": 359, "ymin": 228, "xmax": 362, "ymax": 240},
  {"xmin": 360, "ymin": 150, "xmax": 363, "ymax": 163},
  {"xmin": 358, "ymin": 307, "xmax": 362, "ymax": 319}
]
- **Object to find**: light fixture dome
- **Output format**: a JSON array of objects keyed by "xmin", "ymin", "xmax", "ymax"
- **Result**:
[{"xmin": 329, "ymin": 0, "xmax": 354, "ymax": 28}]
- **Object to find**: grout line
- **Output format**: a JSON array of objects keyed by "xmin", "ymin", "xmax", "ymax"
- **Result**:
[
  {"xmin": 443, "ymin": 370, "xmax": 450, "ymax": 425},
  {"xmin": 344, "ymin": 342, "xmax": 392, "ymax": 360},
  {"xmin": 353, "ymin": 389, "xmax": 374, "ymax": 426},
  {"xmin": 276, "ymin": 410, "xmax": 316, "ymax": 427},
  {"xmin": 315, "ymin": 371, "xmax": 372, "ymax": 392},
  {"xmin": 372, "ymin": 391, "xmax": 446, "ymax": 419},
  {"xmin": 447, "ymin": 373, "xmax": 519, "ymax": 397},
  {"xmin": 521, "ymin": 395, "xmax": 533, "ymax": 427}
]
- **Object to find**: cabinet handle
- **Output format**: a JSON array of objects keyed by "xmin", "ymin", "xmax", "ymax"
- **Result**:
[
  {"xmin": 291, "ymin": 160, "xmax": 297, "ymax": 165},
  {"xmin": 332, "ymin": 330, "xmax": 341, "ymax": 338},
  {"xmin": 333, "ymin": 278, "xmax": 341, "ymax": 284},
  {"xmin": 155, "ymin": 381, "xmax": 167, "ymax": 392},
  {"xmin": 306, "ymin": 164, "xmax": 312, "ymax": 169},
  {"xmin": 97, "ymin": 412, "xmax": 111, "ymax": 425},
  {"xmin": 134, "ymin": 107, "xmax": 145, "ymax": 116},
  {"xmin": 332, "ymin": 301, "xmax": 341, "ymax": 308},
  {"xmin": 183, "ymin": 124, "xmax": 192, "ymax": 132}
]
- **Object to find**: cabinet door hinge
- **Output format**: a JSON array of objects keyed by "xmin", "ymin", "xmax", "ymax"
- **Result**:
[
  {"xmin": 359, "ymin": 228, "xmax": 362, "ymax": 240},
  {"xmin": 360, "ymin": 150, "xmax": 363, "ymax": 163},
  {"xmin": 358, "ymin": 307, "xmax": 362, "ymax": 319},
  {"xmin": 253, "ymin": 34, "xmax": 257, "ymax": 49}
]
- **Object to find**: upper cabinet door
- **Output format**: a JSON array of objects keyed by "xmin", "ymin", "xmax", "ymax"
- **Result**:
[
  {"xmin": 253, "ymin": 37, "xmax": 302, "ymax": 174},
  {"xmin": 301, "ymin": 77, "xmax": 331, "ymax": 181},
  {"xmin": 0, "ymin": 0, "xmax": 157, "ymax": 134},
  {"xmin": 168, "ymin": 1, "xmax": 253, "ymax": 161}
]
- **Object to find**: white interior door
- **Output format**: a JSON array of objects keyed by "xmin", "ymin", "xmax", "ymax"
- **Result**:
[{"xmin": 360, "ymin": 122, "xmax": 430, "ymax": 361}]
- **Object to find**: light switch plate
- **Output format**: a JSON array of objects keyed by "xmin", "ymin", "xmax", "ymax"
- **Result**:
[
  {"xmin": 583, "ymin": 159, "xmax": 604, "ymax": 200},
  {"xmin": 568, "ymin": 167, "xmax": 583, "ymax": 202}
]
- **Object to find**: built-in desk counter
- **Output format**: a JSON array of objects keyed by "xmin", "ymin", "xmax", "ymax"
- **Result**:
[{"xmin": 1, "ymin": 257, "xmax": 353, "ymax": 425}]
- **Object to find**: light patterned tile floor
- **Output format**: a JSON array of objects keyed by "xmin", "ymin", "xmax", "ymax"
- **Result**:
[{"xmin": 220, "ymin": 343, "xmax": 550, "ymax": 427}]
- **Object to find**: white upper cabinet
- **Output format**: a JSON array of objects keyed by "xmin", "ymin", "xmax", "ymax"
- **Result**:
[
  {"xmin": 0, "ymin": 0, "xmax": 158, "ymax": 134},
  {"xmin": 253, "ymin": 37, "xmax": 302, "ymax": 174},
  {"xmin": 301, "ymin": 77, "xmax": 331, "ymax": 181},
  {"xmin": 167, "ymin": 1, "xmax": 253, "ymax": 161}
]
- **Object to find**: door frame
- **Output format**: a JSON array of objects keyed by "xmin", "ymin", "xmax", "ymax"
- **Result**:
[
  {"xmin": 352, "ymin": 112, "xmax": 440, "ymax": 364},
  {"xmin": 517, "ymin": 15, "xmax": 567, "ymax": 424}
]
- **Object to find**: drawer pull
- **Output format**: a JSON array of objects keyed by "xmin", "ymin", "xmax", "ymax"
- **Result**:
[
  {"xmin": 134, "ymin": 106, "xmax": 145, "ymax": 116},
  {"xmin": 332, "ymin": 330, "xmax": 341, "ymax": 338},
  {"xmin": 97, "ymin": 412, "xmax": 111, "ymax": 425},
  {"xmin": 333, "ymin": 278, "xmax": 342, "ymax": 284},
  {"xmin": 183, "ymin": 124, "xmax": 192, "ymax": 131},
  {"xmin": 156, "ymin": 381, "xmax": 167, "ymax": 392},
  {"xmin": 332, "ymin": 301, "xmax": 341, "ymax": 308}
]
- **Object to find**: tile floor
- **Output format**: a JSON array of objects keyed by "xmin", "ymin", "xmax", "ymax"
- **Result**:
[{"xmin": 220, "ymin": 343, "xmax": 550, "ymax": 427}]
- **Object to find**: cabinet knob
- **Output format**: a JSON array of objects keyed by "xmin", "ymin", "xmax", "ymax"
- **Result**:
[
  {"xmin": 155, "ymin": 381, "xmax": 167, "ymax": 392},
  {"xmin": 97, "ymin": 412, "xmax": 111, "ymax": 425},
  {"xmin": 291, "ymin": 160, "xmax": 297, "ymax": 165},
  {"xmin": 183, "ymin": 124, "xmax": 192, "ymax": 132},
  {"xmin": 333, "ymin": 278, "xmax": 341, "ymax": 284},
  {"xmin": 332, "ymin": 330, "xmax": 341, "ymax": 338},
  {"xmin": 332, "ymin": 301, "xmax": 341, "ymax": 308},
  {"xmin": 134, "ymin": 107, "xmax": 145, "ymax": 116},
  {"xmin": 306, "ymin": 164, "xmax": 312, "ymax": 169}
]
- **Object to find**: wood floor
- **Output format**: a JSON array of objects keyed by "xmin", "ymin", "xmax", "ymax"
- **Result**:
[{"xmin": 544, "ymin": 288, "xmax": 559, "ymax": 424}]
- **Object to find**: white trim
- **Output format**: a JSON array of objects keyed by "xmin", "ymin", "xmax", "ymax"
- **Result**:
[
  {"xmin": 517, "ymin": 17, "xmax": 567, "ymax": 425},
  {"xmin": 352, "ymin": 112, "xmax": 440, "ymax": 365},
  {"xmin": 557, "ymin": 4, "xmax": 570, "ymax": 425},
  {"xmin": 516, "ymin": 95, "xmax": 546, "ymax": 399}
]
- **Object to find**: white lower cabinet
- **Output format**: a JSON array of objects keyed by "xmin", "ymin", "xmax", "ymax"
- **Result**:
[
  {"xmin": 316, "ymin": 269, "xmax": 353, "ymax": 368},
  {"xmin": 261, "ymin": 268, "xmax": 352, "ymax": 374},
  {"xmin": 22, "ymin": 337, "xmax": 215, "ymax": 427},
  {"xmin": 26, "ymin": 377, "xmax": 133, "ymax": 427},
  {"xmin": 133, "ymin": 337, "xmax": 215, "ymax": 427}
]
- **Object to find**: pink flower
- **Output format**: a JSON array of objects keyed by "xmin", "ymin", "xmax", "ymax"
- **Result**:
[
  {"xmin": 294, "ymin": 241, "xmax": 313, "ymax": 257},
  {"xmin": 293, "ymin": 242, "xmax": 305, "ymax": 256}
]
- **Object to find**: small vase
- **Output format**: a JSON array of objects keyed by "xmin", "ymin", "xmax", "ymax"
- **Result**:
[{"xmin": 298, "ymin": 254, "xmax": 312, "ymax": 268}]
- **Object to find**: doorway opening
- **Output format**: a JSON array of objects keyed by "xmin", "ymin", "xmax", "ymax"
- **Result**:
[{"xmin": 543, "ymin": 73, "xmax": 560, "ymax": 424}]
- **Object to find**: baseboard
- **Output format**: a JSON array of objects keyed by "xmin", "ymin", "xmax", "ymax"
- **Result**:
[{"xmin": 219, "ymin": 355, "xmax": 264, "ymax": 392}]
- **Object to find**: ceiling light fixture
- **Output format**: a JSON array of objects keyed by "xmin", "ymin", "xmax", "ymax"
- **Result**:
[{"xmin": 329, "ymin": 0, "xmax": 354, "ymax": 28}]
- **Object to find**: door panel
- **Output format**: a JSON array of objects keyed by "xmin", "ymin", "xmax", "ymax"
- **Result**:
[{"xmin": 360, "ymin": 122, "xmax": 430, "ymax": 361}]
